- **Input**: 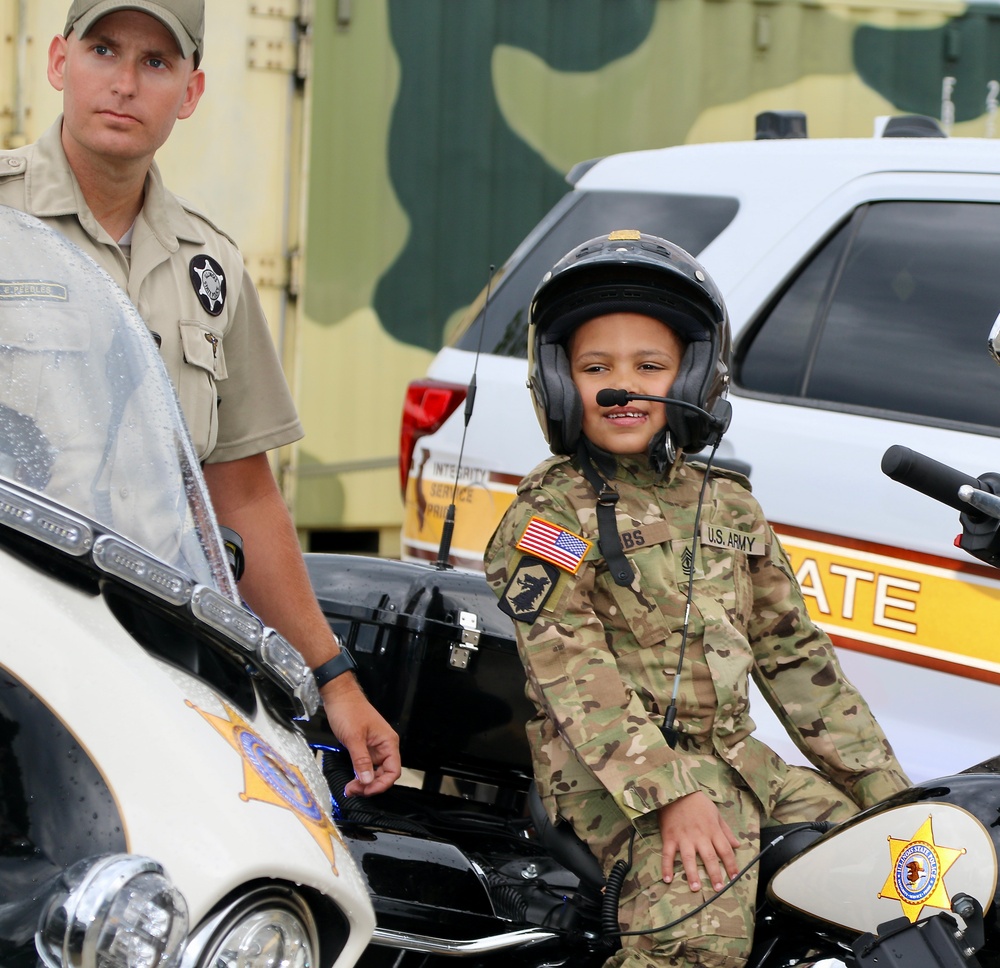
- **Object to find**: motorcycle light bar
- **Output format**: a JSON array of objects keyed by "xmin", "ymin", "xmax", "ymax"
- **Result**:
[
  {"xmin": 93, "ymin": 535, "xmax": 195, "ymax": 606},
  {"xmin": 191, "ymin": 586, "xmax": 264, "ymax": 651},
  {"xmin": 260, "ymin": 630, "xmax": 321, "ymax": 717},
  {"xmin": 0, "ymin": 485, "xmax": 93, "ymax": 555}
]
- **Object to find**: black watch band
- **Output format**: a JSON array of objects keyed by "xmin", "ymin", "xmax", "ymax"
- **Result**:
[{"xmin": 314, "ymin": 649, "xmax": 357, "ymax": 687}]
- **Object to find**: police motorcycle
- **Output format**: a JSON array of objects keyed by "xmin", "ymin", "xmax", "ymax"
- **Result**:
[
  {"xmin": 304, "ymin": 502, "xmax": 1000, "ymax": 968},
  {"xmin": 0, "ymin": 205, "xmax": 375, "ymax": 968},
  {"xmin": 302, "ymin": 332, "xmax": 1000, "ymax": 964}
]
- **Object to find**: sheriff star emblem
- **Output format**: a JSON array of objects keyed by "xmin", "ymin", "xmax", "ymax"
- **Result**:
[
  {"xmin": 878, "ymin": 816, "xmax": 965, "ymax": 922},
  {"xmin": 188, "ymin": 699, "xmax": 343, "ymax": 873},
  {"xmin": 189, "ymin": 255, "xmax": 227, "ymax": 316}
]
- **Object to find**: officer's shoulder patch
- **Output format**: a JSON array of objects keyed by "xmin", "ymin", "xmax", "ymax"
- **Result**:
[
  {"xmin": 499, "ymin": 556, "xmax": 561, "ymax": 624},
  {"xmin": 189, "ymin": 254, "xmax": 227, "ymax": 316}
]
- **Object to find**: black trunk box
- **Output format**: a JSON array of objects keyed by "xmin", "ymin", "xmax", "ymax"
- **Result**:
[{"xmin": 304, "ymin": 554, "xmax": 533, "ymax": 787}]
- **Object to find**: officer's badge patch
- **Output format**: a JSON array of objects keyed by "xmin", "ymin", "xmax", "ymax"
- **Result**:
[
  {"xmin": 499, "ymin": 556, "xmax": 560, "ymax": 623},
  {"xmin": 189, "ymin": 255, "xmax": 227, "ymax": 316}
]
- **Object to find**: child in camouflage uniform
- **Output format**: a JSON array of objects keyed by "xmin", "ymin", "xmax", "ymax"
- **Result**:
[{"xmin": 483, "ymin": 230, "xmax": 910, "ymax": 968}]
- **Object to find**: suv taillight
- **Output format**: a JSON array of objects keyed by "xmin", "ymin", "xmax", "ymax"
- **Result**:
[{"xmin": 399, "ymin": 379, "xmax": 467, "ymax": 496}]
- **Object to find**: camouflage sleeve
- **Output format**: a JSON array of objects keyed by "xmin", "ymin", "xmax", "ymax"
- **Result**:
[
  {"xmin": 747, "ymin": 522, "xmax": 910, "ymax": 807},
  {"xmin": 485, "ymin": 485, "xmax": 726, "ymax": 823}
]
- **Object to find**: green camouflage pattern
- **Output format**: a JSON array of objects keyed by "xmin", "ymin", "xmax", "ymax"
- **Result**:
[
  {"xmin": 484, "ymin": 451, "xmax": 909, "ymax": 963},
  {"xmin": 557, "ymin": 765, "xmax": 859, "ymax": 966},
  {"xmin": 484, "ymin": 452, "xmax": 909, "ymax": 821}
]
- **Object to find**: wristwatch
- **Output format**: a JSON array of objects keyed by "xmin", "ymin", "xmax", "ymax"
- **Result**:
[{"xmin": 313, "ymin": 649, "xmax": 358, "ymax": 687}]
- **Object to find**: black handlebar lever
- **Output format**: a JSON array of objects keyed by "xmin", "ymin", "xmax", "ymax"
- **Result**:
[{"xmin": 881, "ymin": 445, "xmax": 1000, "ymax": 568}]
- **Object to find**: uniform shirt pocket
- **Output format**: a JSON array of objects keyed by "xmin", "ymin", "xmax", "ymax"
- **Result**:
[
  {"xmin": 179, "ymin": 321, "xmax": 228, "ymax": 380},
  {"xmin": 177, "ymin": 321, "xmax": 227, "ymax": 460}
]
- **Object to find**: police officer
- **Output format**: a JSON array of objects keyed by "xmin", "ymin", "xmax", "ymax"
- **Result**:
[
  {"xmin": 0, "ymin": 0, "xmax": 400, "ymax": 797},
  {"xmin": 484, "ymin": 230, "xmax": 909, "ymax": 967}
]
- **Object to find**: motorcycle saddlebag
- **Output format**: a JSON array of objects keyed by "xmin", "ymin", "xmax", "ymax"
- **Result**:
[{"xmin": 304, "ymin": 554, "xmax": 533, "ymax": 787}]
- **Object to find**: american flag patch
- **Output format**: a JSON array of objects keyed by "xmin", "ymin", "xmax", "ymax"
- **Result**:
[{"xmin": 516, "ymin": 517, "xmax": 592, "ymax": 574}]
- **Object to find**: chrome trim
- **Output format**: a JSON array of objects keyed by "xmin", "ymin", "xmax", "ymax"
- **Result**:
[
  {"xmin": 370, "ymin": 925, "xmax": 561, "ymax": 954},
  {"xmin": 180, "ymin": 886, "xmax": 320, "ymax": 968}
]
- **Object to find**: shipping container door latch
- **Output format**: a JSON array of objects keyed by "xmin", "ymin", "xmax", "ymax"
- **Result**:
[{"xmin": 450, "ymin": 611, "xmax": 481, "ymax": 670}]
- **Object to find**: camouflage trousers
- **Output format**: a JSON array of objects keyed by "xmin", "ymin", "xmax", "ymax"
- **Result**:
[{"xmin": 554, "ymin": 765, "xmax": 860, "ymax": 968}]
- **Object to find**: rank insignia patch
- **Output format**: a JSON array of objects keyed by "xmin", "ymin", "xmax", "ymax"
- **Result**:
[
  {"xmin": 189, "ymin": 255, "xmax": 227, "ymax": 316},
  {"xmin": 516, "ymin": 516, "xmax": 592, "ymax": 574},
  {"xmin": 499, "ymin": 556, "xmax": 560, "ymax": 623},
  {"xmin": 878, "ymin": 816, "xmax": 965, "ymax": 922}
]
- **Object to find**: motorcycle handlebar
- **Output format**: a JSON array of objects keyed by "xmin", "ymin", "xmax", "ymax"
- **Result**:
[{"xmin": 880, "ymin": 444, "xmax": 984, "ymax": 515}]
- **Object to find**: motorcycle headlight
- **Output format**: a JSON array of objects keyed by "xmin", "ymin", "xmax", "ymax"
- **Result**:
[
  {"xmin": 181, "ymin": 889, "xmax": 318, "ymax": 968},
  {"xmin": 37, "ymin": 855, "xmax": 188, "ymax": 968}
]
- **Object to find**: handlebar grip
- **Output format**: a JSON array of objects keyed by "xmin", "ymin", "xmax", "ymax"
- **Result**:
[{"xmin": 880, "ymin": 445, "xmax": 981, "ymax": 513}]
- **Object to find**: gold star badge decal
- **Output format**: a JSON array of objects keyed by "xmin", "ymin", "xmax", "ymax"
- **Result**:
[
  {"xmin": 188, "ymin": 700, "xmax": 343, "ymax": 873},
  {"xmin": 879, "ymin": 816, "xmax": 966, "ymax": 922}
]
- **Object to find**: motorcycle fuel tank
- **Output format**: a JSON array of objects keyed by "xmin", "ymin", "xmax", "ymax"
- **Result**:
[{"xmin": 769, "ymin": 777, "xmax": 1000, "ymax": 940}]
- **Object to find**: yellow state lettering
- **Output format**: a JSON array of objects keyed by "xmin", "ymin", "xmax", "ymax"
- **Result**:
[
  {"xmin": 828, "ymin": 564, "xmax": 875, "ymax": 621},
  {"xmin": 874, "ymin": 574, "xmax": 920, "ymax": 634},
  {"xmin": 793, "ymin": 554, "xmax": 920, "ymax": 635}
]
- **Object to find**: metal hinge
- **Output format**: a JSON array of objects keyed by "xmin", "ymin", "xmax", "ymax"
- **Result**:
[
  {"xmin": 244, "ymin": 253, "xmax": 290, "ymax": 291},
  {"xmin": 449, "ymin": 611, "xmax": 481, "ymax": 670},
  {"xmin": 247, "ymin": 0, "xmax": 313, "ymax": 80}
]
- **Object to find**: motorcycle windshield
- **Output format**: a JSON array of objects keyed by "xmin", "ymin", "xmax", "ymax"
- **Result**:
[{"xmin": 0, "ymin": 205, "xmax": 237, "ymax": 598}]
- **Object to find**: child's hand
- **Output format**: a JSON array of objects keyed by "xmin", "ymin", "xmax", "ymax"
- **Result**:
[{"xmin": 657, "ymin": 791, "xmax": 740, "ymax": 893}]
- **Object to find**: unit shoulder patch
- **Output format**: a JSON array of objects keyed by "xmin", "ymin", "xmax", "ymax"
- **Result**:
[
  {"xmin": 516, "ymin": 516, "xmax": 592, "ymax": 574},
  {"xmin": 499, "ymin": 556, "xmax": 561, "ymax": 624}
]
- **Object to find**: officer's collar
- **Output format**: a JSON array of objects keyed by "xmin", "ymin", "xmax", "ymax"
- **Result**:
[{"xmin": 29, "ymin": 119, "xmax": 206, "ymax": 251}]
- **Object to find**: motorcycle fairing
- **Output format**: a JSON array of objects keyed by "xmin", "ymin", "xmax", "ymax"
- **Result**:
[
  {"xmin": 0, "ymin": 666, "xmax": 125, "ymax": 903},
  {"xmin": 769, "ymin": 799, "xmax": 997, "ymax": 936}
]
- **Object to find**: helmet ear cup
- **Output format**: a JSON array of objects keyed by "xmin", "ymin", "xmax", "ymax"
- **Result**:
[
  {"xmin": 535, "ymin": 341, "xmax": 582, "ymax": 454},
  {"xmin": 664, "ymin": 338, "xmax": 715, "ymax": 452}
]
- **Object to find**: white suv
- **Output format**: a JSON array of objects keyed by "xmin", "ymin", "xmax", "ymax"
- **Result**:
[{"xmin": 399, "ymin": 121, "xmax": 1000, "ymax": 781}]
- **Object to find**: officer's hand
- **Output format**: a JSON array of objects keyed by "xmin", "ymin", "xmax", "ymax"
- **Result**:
[
  {"xmin": 320, "ymin": 677, "xmax": 401, "ymax": 796},
  {"xmin": 658, "ymin": 791, "xmax": 740, "ymax": 892}
]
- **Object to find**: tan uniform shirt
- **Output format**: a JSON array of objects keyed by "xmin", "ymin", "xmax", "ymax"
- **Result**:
[
  {"xmin": 0, "ymin": 120, "xmax": 303, "ymax": 463},
  {"xmin": 485, "ymin": 453, "xmax": 909, "ymax": 826}
]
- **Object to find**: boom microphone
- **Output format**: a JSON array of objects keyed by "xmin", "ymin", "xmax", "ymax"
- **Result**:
[{"xmin": 595, "ymin": 388, "xmax": 728, "ymax": 430}]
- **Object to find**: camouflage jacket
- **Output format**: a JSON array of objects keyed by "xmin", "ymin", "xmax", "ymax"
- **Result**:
[{"xmin": 484, "ymin": 452, "xmax": 909, "ymax": 825}]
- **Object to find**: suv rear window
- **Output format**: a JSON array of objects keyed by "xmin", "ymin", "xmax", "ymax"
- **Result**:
[
  {"xmin": 452, "ymin": 190, "xmax": 739, "ymax": 357},
  {"xmin": 737, "ymin": 200, "xmax": 1000, "ymax": 431}
]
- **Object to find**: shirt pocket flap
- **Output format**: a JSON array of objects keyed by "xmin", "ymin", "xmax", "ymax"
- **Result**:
[{"xmin": 179, "ymin": 321, "xmax": 227, "ymax": 380}]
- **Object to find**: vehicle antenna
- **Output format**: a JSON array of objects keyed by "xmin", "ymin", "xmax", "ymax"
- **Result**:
[{"xmin": 435, "ymin": 265, "xmax": 495, "ymax": 570}]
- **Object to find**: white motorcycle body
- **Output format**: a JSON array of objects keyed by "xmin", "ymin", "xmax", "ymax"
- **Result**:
[{"xmin": 0, "ymin": 205, "xmax": 373, "ymax": 968}]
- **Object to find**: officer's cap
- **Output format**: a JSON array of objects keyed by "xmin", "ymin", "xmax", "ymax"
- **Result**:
[{"xmin": 64, "ymin": 0, "xmax": 204, "ymax": 67}]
